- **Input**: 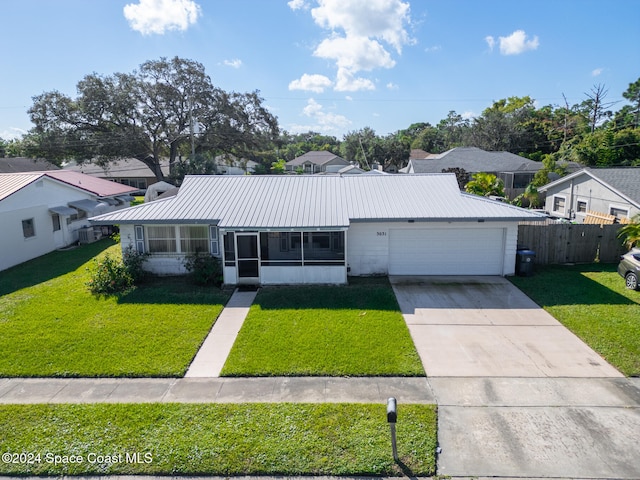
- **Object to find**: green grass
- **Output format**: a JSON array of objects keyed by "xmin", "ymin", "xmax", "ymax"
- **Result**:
[
  {"xmin": 510, "ymin": 263, "xmax": 640, "ymax": 376},
  {"xmin": 221, "ymin": 277, "xmax": 425, "ymax": 377},
  {"xmin": 0, "ymin": 239, "xmax": 229, "ymax": 377},
  {"xmin": 0, "ymin": 403, "xmax": 437, "ymax": 476}
]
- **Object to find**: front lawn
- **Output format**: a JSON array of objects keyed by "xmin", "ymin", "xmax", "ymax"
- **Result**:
[
  {"xmin": 221, "ymin": 277, "xmax": 425, "ymax": 377},
  {"xmin": 0, "ymin": 403, "xmax": 437, "ymax": 476},
  {"xmin": 510, "ymin": 263, "xmax": 640, "ymax": 376},
  {"xmin": 0, "ymin": 240, "xmax": 229, "ymax": 377}
]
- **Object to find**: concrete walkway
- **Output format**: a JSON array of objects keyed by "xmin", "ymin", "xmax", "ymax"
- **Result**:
[
  {"xmin": 0, "ymin": 377, "xmax": 434, "ymax": 404},
  {"xmin": 185, "ymin": 289, "xmax": 257, "ymax": 377}
]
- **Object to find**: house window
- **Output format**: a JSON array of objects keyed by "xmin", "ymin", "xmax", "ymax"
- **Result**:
[
  {"xmin": 552, "ymin": 196, "xmax": 566, "ymax": 213},
  {"xmin": 260, "ymin": 232, "xmax": 302, "ymax": 266},
  {"xmin": 179, "ymin": 225, "xmax": 209, "ymax": 254},
  {"xmin": 22, "ymin": 218, "xmax": 35, "ymax": 238},
  {"xmin": 146, "ymin": 225, "xmax": 215, "ymax": 254},
  {"xmin": 576, "ymin": 200, "xmax": 587, "ymax": 213},
  {"xmin": 147, "ymin": 226, "xmax": 177, "ymax": 253},
  {"xmin": 52, "ymin": 214, "xmax": 61, "ymax": 232},
  {"xmin": 609, "ymin": 206, "xmax": 629, "ymax": 220}
]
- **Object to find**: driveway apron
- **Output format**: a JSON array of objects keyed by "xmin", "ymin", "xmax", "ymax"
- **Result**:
[
  {"xmin": 390, "ymin": 275, "xmax": 639, "ymax": 479},
  {"xmin": 390, "ymin": 275, "xmax": 622, "ymax": 378}
]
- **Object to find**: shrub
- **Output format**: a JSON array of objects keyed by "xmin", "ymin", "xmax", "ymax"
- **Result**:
[
  {"xmin": 87, "ymin": 247, "xmax": 148, "ymax": 295},
  {"xmin": 184, "ymin": 252, "xmax": 223, "ymax": 286}
]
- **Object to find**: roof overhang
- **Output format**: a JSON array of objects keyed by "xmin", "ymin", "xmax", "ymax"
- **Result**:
[
  {"xmin": 69, "ymin": 199, "xmax": 110, "ymax": 214},
  {"xmin": 49, "ymin": 206, "xmax": 78, "ymax": 216}
]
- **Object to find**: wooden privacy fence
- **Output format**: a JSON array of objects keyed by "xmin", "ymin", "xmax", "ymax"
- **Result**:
[{"xmin": 518, "ymin": 221, "xmax": 627, "ymax": 265}]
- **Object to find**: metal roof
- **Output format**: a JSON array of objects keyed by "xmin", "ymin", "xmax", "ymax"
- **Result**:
[{"xmin": 91, "ymin": 174, "xmax": 545, "ymax": 228}]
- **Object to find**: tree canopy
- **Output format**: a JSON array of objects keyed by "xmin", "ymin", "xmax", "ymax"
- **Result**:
[
  {"xmin": 25, "ymin": 57, "xmax": 278, "ymax": 182},
  {"xmin": 8, "ymin": 68, "xmax": 640, "ymax": 180}
]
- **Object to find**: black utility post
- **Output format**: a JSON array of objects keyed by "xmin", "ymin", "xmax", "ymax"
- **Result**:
[{"xmin": 386, "ymin": 397, "xmax": 398, "ymax": 461}]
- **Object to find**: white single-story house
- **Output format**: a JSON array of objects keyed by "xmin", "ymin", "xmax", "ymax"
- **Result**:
[
  {"xmin": 0, "ymin": 171, "xmax": 138, "ymax": 271},
  {"xmin": 90, "ymin": 174, "xmax": 545, "ymax": 285},
  {"xmin": 538, "ymin": 167, "xmax": 640, "ymax": 223}
]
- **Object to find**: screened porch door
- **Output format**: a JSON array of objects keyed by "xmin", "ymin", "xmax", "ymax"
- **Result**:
[{"xmin": 236, "ymin": 233, "xmax": 260, "ymax": 284}]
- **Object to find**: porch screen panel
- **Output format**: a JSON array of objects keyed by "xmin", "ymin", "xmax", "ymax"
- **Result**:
[
  {"xmin": 260, "ymin": 232, "xmax": 302, "ymax": 266},
  {"xmin": 147, "ymin": 225, "xmax": 177, "ymax": 253},
  {"xmin": 303, "ymin": 231, "xmax": 345, "ymax": 265},
  {"xmin": 180, "ymin": 225, "xmax": 209, "ymax": 254}
]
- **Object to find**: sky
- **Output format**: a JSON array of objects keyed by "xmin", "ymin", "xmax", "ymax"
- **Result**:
[{"xmin": 1, "ymin": 0, "xmax": 639, "ymax": 141}]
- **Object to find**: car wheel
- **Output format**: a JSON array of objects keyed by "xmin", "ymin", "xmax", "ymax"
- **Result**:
[{"xmin": 625, "ymin": 272, "xmax": 639, "ymax": 290}]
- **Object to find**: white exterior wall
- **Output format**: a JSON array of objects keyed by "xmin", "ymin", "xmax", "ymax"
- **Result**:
[
  {"xmin": 544, "ymin": 176, "xmax": 640, "ymax": 222},
  {"xmin": 260, "ymin": 265, "xmax": 345, "ymax": 285},
  {"xmin": 347, "ymin": 221, "xmax": 519, "ymax": 277},
  {"xmin": 0, "ymin": 177, "xmax": 129, "ymax": 271}
]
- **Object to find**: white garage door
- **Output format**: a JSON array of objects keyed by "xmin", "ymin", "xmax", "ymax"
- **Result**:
[{"xmin": 389, "ymin": 228, "xmax": 505, "ymax": 275}]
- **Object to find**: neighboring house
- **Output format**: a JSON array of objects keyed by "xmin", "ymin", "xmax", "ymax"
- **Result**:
[
  {"xmin": 410, "ymin": 149, "xmax": 430, "ymax": 159},
  {"xmin": 285, "ymin": 151, "xmax": 350, "ymax": 174},
  {"xmin": 538, "ymin": 167, "xmax": 640, "ymax": 223},
  {"xmin": 0, "ymin": 157, "xmax": 60, "ymax": 173},
  {"xmin": 0, "ymin": 171, "xmax": 138, "ymax": 271},
  {"xmin": 63, "ymin": 158, "xmax": 170, "ymax": 191},
  {"xmin": 214, "ymin": 155, "xmax": 258, "ymax": 175},
  {"xmin": 90, "ymin": 174, "xmax": 544, "ymax": 285},
  {"xmin": 400, "ymin": 147, "xmax": 580, "ymax": 199}
]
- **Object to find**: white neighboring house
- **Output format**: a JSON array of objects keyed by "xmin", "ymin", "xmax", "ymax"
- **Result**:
[
  {"xmin": 0, "ymin": 171, "xmax": 138, "ymax": 271},
  {"xmin": 90, "ymin": 174, "xmax": 545, "ymax": 286}
]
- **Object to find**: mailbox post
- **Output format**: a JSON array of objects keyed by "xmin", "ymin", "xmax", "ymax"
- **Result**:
[{"xmin": 386, "ymin": 397, "xmax": 398, "ymax": 461}]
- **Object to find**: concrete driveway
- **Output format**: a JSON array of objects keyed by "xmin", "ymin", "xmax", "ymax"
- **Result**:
[
  {"xmin": 390, "ymin": 275, "xmax": 622, "ymax": 377},
  {"xmin": 390, "ymin": 276, "xmax": 640, "ymax": 479}
]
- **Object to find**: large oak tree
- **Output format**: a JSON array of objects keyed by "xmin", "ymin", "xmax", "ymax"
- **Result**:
[{"xmin": 27, "ymin": 57, "xmax": 279, "ymax": 182}]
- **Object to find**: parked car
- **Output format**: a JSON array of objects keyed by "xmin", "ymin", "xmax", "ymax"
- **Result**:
[{"xmin": 617, "ymin": 248, "xmax": 640, "ymax": 290}]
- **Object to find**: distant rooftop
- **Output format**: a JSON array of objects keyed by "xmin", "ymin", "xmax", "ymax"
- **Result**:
[{"xmin": 0, "ymin": 157, "xmax": 60, "ymax": 173}]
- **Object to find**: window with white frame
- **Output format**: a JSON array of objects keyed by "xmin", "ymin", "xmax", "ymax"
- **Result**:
[
  {"xmin": 52, "ymin": 214, "xmax": 61, "ymax": 232},
  {"xmin": 609, "ymin": 206, "xmax": 629, "ymax": 220},
  {"xmin": 552, "ymin": 196, "xmax": 566, "ymax": 213},
  {"xmin": 146, "ymin": 225, "xmax": 215, "ymax": 254},
  {"xmin": 576, "ymin": 200, "xmax": 588, "ymax": 213},
  {"xmin": 22, "ymin": 218, "xmax": 35, "ymax": 238},
  {"xmin": 179, "ymin": 225, "xmax": 209, "ymax": 253}
]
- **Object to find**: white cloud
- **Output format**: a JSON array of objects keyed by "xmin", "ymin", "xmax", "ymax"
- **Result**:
[
  {"xmin": 334, "ymin": 69, "xmax": 375, "ymax": 92},
  {"xmin": 223, "ymin": 59, "xmax": 243, "ymax": 68},
  {"xmin": 592, "ymin": 68, "xmax": 604, "ymax": 77},
  {"xmin": 425, "ymin": 45, "xmax": 441, "ymax": 53},
  {"xmin": 289, "ymin": 73, "xmax": 333, "ymax": 93},
  {"xmin": 314, "ymin": 35, "xmax": 395, "ymax": 71},
  {"xmin": 461, "ymin": 111, "xmax": 476, "ymax": 120},
  {"xmin": 386, "ymin": 82, "xmax": 399, "ymax": 90},
  {"xmin": 311, "ymin": 0, "xmax": 413, "ymax": 53},
  {"xmin": 123, "ymin": 0, "xmax": 201, "ymax": 35},
  {"xmin": 289, "ymin": 0, "xmax": 412, "ymax": 93},
  {"xmin": 290, "ymin": 98, "xmax": 352, "ymax": 133},
  {"xmin": 485, "ymin": 35, "xmax": 495, "ymax": 51},
  {"xmin": 287, "ymin": 0, "xmax": 309, "ymax": 10},
  {"xmin": 498, "ymin": 30, "xmax": 539, "ymax": 55}
]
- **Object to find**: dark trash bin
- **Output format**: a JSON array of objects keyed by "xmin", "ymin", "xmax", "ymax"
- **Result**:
[{"xmin": 516, "ymin": 249, "xmax": 536, "ymax": 276}]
